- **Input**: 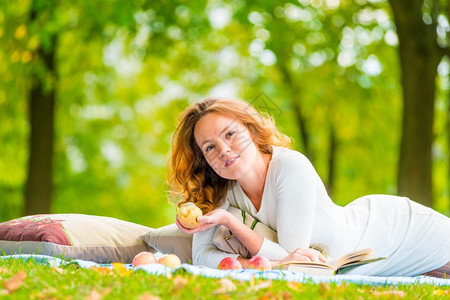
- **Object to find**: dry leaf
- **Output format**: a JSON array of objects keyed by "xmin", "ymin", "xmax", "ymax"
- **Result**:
[
  {"xmin": 172, "ymin": 275, "xmax": 189, "ymax": 291},
  {"xmin": 85, "ymin": 288, "xmax": 111, "ymax": 300},
  {"xmin": 111, "ymin": 263, "xmax": 130, "ymax": 276},
  {"xmin": 139, "ymin": 293, "xmax": 161, "ymax": 300},
  {"xmin": 213, "ymin": 278, "xmax": 236, "ymax": 294},
  {"xmin": 249, "ymin": 275, "xmax": 255, "ymax": 291},
  {"xmin": 86, "ymin": 290, "xmax": 102, "ymax": 300},
  {"xmin": 318, "ymin": 282, "xmax": 330, "ymax": 294},
  {"xmin": 336, "ymin": 282, "xmax": 346, "ymax": 294},
  {"xmin": 91, "ymin": 267, "xmax": 112, "ymax": 275},
  {"xmin": 3, "ymin": 270, "xmax": 26, "ymax": 292},
  {"xmin": 371, "ymin": 290, "xmax": 406, "ymax": 298},
  {"xmin": 281, "ymin": 291, "xmax": 292, "ymax": 300},
  {"xmin": 251, "ymin": 280, "xmax": 272, "ymax": 292},
  {"xmin": 52, "ymin": 267, "xmax": 65, "ymax": 274},
  {"xmin": 166, "ymin": 271, "xmax": 172, "ymax": 279},
  {"xmin": 433, "ymin": 290, "xmax": 449, "ymax": 296},
  {"xmin": 287, "ymin": 281, "xmax": 303, "ymax": 291},
  {"xmin": 259, "ymin": 291, "xmax": 277, "ymax": 300},
  {"xmin": 0, "ymin": 267, "xmax": 8, "ymax": 274}
]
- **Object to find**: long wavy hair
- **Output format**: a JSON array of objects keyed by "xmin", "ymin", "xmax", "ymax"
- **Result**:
[{"xmin": 168, "ymin": 98, "xmax": 291, "ymax": 214}]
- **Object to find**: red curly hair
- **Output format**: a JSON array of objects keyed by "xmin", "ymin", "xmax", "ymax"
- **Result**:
[{"xmin": 168, "ymin": 98, "xmax": 291, "ymax": 213}]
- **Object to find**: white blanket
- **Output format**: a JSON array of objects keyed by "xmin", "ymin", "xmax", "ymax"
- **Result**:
[{"xmin": 1, "ymin": 254, "xmax": 449, "ymax": 286}]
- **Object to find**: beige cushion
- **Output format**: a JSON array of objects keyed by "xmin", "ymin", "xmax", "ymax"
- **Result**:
[
  {"xmin": 0, "ymin": 214, "xmax": 154, "ymax": 263},
  {"xmin": 139, "ymin": 206, "xmax": 278, "ymax": 263},
  {"xmin": 140, "ymin": 223, "xmax": 192, "ymax": 264},
  {"xmin": 213, "ymin": 206, "xmax": 278, "ymax": 258}
]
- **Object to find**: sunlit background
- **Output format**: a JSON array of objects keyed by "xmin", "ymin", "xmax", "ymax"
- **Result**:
[{"xmin": 1, "ymin": 0, "xmax": 449, "ymax": 227}]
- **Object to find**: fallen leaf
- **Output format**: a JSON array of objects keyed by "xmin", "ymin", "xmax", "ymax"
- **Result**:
[
  {"xmin": 357, "ymin": 288, "xmax": 366, "ymax": 294},
  {"xmin": 318, "ymin": 282, "xmax": 330, "ymax": 295},
  {"xmin": 91, "ymin": 266, "xmax": 112, "ymax": 275},
  {"xmin": 336, "ymin": 282, "xmax": 346, "ymax": 294},
  {"xmin": 172, "ymin": 275, "xmax": 189, "ymax": 291},
  {"xmin": 52, "ymin": 267, "xmax": 65, "ymax": 274},
  {"xmin": 281, "ymin": 291, "xmax": 292, "ymax": 300},
  {"xmin": 251, "ymin": 280, "xmax": 272, "ymax": 292},
  {"xmin": 287, "ymin": 281, "xmax": 303, "ymax": 291},
  {"xmin": 3, "ymin": 270, "xmax": 26, "ymax": 292},
  {"xmin": 111, "ymin": 263, "xmax": 130, "ymax": 276},
  {"xmin": 259, "ymin": 291, "xmax": 277, "ymax": 300},
  {"xmin": 433, "ymin": 290, "xmax": 449, "ymax": 296},
  {"xmin": 85, "ymin": 288, "xmax": 111, "ymax": 300},
  {"xmin": 213, "ymin": 278, "xmax": 236, "ymax": 294},
  {"xmin": 249, "ymin": 275, "xmax": 255, "ymax": 291},
  {"xmin": 139, "ymin": 293, "xmax": 161, "ymax": 300},
  {"xmin": 86, "ymin": 290, "xmax": 102, "ymax": 300},
  {"xmin": 371, "ymin": 290, "xmax": 406, "ymax": 298},
  {"xmin": 0, "ymin": 267, "xmax": 8, "ymax": 274}
]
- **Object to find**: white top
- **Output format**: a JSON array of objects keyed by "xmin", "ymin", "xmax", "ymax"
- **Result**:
[{"xmin": 192, "ymin": 146, "xmax": 450, "ymax": 276}]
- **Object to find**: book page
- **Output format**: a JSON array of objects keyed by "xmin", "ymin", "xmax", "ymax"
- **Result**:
[
  {"xmin": 332, "ymin": 248, "xmax": 373, "ymax": 269},
  {"xmin": 280, "ymin": 260, "xmax": 335, "ymax": 270},
  {"xmin": 285, "ymin": 264, "xmax": 335, "ymax": 276},
  {"xmin": 336, "ymin": 257, "xmax": 386, "ymax": 274}
]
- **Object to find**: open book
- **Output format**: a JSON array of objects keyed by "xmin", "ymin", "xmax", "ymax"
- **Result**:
[{"xmin": 279, "ymin": 248, "xmax": 385, "ymax": 276}]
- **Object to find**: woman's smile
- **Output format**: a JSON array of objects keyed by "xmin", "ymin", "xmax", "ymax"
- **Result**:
[{"xmin": 225, "ymin": 156, "xmax": 239, "ymax": 167}]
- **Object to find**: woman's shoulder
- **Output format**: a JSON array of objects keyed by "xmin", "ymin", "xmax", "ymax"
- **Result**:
[
  {"xmin": 269, "ymin": 146, "xmax": 317, "ymax": 179},
  {"xmin": 271, "ymin": 146, "xmax": 311, "ymax": 167}
]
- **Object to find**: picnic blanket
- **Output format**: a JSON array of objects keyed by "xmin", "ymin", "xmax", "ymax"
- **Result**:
[{"xmin": 1, "ymin": 254, "xmax": 449, "ymax": 287}]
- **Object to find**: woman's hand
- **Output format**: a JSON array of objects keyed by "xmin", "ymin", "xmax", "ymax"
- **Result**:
[
  {"xmin": 175, "ymin": 208, "xmax": 231, "ymax": 234},
  {"xmin": 273, "ymin": 246, "xmax": 327, "ymax": 267}
]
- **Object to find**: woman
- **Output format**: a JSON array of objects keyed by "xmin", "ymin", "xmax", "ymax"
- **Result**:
[{"xmin": 169, "ymin": 98, "xmax": 450, "ymax": 277}]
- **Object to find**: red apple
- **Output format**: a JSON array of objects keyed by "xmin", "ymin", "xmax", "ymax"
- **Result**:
[
  {"xmin": 247, "ymin": 256, "xmax": 272, "ymax": 271},
  {"xmin": 218, "ymin": 257, "xmax": 243, "ymax": 270},
  {"xmin": 158, "ymin": 254, "xmax": 182, "ymax": 269},
  {"xmin": 132, "ymin": 252, "xmax": 157, "ymax": 267}
]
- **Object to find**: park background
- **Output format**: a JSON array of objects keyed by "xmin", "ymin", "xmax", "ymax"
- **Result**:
[{"xmin": 1, "ymin": 0, "xmax": 449, "ymax": 228}]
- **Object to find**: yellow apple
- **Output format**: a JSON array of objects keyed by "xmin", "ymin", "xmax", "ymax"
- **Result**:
[
  {"xmin": 158, "ymin": 254, "xmax": 181, "ymax": 269},
  {"xmin": 177, "ymin": 202, "xmax": 203, "ymax": 229}
]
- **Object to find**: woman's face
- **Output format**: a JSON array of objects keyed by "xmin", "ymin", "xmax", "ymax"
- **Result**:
[{"xmin": 194, "ymin": 112, "xmax": 260, "ymax": 180}]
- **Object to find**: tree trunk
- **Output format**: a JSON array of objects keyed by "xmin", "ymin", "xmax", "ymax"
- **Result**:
[
  {"xmin": 24, "ymin": 5, "xmax": 57, "ymax": 215},
  {"xmin": 278, "ymin": 66, "xmax": 313, "ymax": 161},
  {"xmin": 448, "ymin": 92, "xmax": 450, "ymax": 211},
  {"xmin": 389, "ymin": 0, "xmax": 442, "ymax": 207},
  {"xmin": 326, "ymin": 125, "xmax": 337, "ymax": 197}
]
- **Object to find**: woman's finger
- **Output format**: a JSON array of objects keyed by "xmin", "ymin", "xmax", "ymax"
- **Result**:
[
  {"xmin": 175, "ymin": 218, "xmax": 194, "ymax": 234},
  {"xmin": 294, "ymin": 247, "xmax": 325, "ymax": 263},
  {"xmin": 318, "ymin": 253, "xmax": 327, "ymax": 263},
  {"xmin": 197, "ymin": 215, "xmax": 209, "ymax": 223}
]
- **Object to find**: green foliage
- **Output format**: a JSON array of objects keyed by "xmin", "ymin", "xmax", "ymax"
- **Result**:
[
  {"xmin": 0, "ymin": 258, "xmax": 448, "ymax": 299},
  {"xmin": 0, "ymin": 0, "xmax": 448, "ymax": 226}
]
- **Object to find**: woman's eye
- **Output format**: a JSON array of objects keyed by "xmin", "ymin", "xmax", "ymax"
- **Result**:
[
  {"xmin": 205, "ymin": 145, "xmax": 214, "ymax": 152},
  {"xmin": 225, "ymin": 131, "xmax": 236, "ymax": 139}
]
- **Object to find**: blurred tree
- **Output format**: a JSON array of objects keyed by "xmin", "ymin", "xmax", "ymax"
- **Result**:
[
  {"xmin": 1, "ymin": 0, "xmax": 448, "ymax": 226},
  {"xmin": 24, "ymin": 0, "xmax": 58, "ymax": 215},
  {"xmin": 388, "ymin": 0, "xmax": 449, "ymax": 207},
  {"xmin": 232, "ymin": 0, "xmax": 401, "ymax": 200}
]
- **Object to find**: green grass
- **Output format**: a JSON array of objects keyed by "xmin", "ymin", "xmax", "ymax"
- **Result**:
[{"xmin": 0, "ymin": 258, "xmax": 448, "ymax": 299}]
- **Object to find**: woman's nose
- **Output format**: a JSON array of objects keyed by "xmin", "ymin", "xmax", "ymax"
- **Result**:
[{"xmin": 217, "ymin": 139, "xmax": 231, "ymax": 157}]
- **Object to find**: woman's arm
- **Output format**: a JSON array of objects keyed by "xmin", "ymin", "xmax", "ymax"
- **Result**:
[
  {"xmin": 191, "ymin": 225, "xmax": 240, "ymax": 268},
  {"xmin": 274, "ymin": 152, "xmax": 318, "ymax": 252},
  {"xmin": 181, "ymin": 206, "xmax": 326, "ymax": 267},
  {"xmin": 177, "ymin": 208, "xmax": 266, "ymax": 267}
]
